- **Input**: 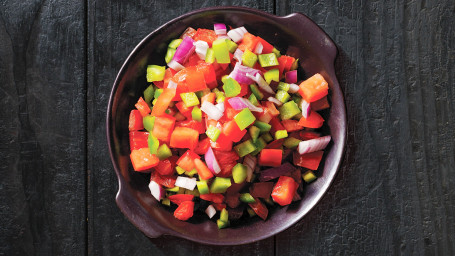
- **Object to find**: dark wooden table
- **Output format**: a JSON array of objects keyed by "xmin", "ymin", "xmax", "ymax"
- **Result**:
[{"xmin": 1, "ymin": 0, "xmax": 454, "ymax": 255}]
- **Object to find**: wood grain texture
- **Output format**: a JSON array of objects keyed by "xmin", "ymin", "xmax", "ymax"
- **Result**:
[
  {"xmin": 276, "ymin": 0, "xmax": 455, "ymax": 255},
  {"xmin": 86, "ymin": 1, "xmax": 275, "ymax": 255},
  {"xmin": 0, "ymin": 0, "xmax": 86, "ymax": 255}
]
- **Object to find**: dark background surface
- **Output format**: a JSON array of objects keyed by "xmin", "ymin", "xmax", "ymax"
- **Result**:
[{"xmin": 1, "ymin": 0, "xmax": 454, "ymax": 255}]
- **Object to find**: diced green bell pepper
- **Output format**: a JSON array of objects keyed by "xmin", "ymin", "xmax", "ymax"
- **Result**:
[
  {"xmin": 212, "ymin": 39, "xmax": 230, "ymax": 64},
  {"xmin": 276, "ymin": 90, "xmax": 291, "ymax": 103},
  {"xmin": 196, "ymin": 180, "xmax": 209, "ymax": 195},
  {"xmin": 157, "ymin": 144, "xmax": 172, "ymax": 160},
  {"xmin": 279, "ymin": 101, "xmax": 301, "ymax": 120},
  {"xmin": 185, "ymin": 168, "xmax": 198, "ymax": 178},
  {"xmin": 283, "ymin": 137, "xmax": 302, "ymax": 149},
  {"xmin": 161, "ymin": 198, "xmax": 171, "ymax": 206},
  {"xmin": 220, "ymin": 208, "xmax": 229, "ymax": 223},
  {"xmin": 275, "ymin": 130, "xmax": 288, "ymax": 140},
  {"xmin": 247, "ymin": 207, "xmax": 256, "ymax": 217},
  {"xmin": 258, "ymin": 53, "xmax": 279, "ymax": 67},
  {"xmin": 263, "ymin": 197, "xmax": 274, "ymax": 206},
  {"xmin": 191, "ymin": 106, "xmax": 202, "ymax": 122},
  {"xmin": 217, "ymin": 219, "xmax": 230, "ymax": 229},
  {"xmin": 248, "ymin": 93, "xmax": 259, "ymax": 106},
  {"xmin": 147, "ymin": 133, "xmax": 159, "ymax": 155},
  {"xmin": 154, "ymin": 88, "xmax": 163, "ymax": 100},
  {"xmin": 249, "ymin": 84, "xmax": 264, "ymax": 100},
  {"xmin": 254, "ymin": 120, "xmax": 271, "ymax": 132},
  {"xmin": 234, "ymin": 139, "xmax": 256, "ymax": 157},
  {"xmin": 291, "ymin": 58, "xmax": 299, "ymax": 70},
  {"xmin": 222, "ymin": 77, "xmax": 241, "ymax": 97},
  {"xmin": 210, "ymin": 177, "xmax": 232, "ymax": 193},
  {"xmin": 205, "ymin": 48, "xmax": 215, "ymax": 63},
  {"xmin": 166, "ymin": 186, "xmax": 180, "ymax": 192},
  {"xmin": 165, "ymin": 48, "xmax": 176, "ymax": 63},
  {"xmin": 302, "ymin": 170, "xmax": 317, "ymax": 183},
  {"xmin": 206, "ymin": 126, "xmax": 221, "ymax": 142},
  {"xmin": 143, "ymin": 115, "xmax": 155, "ymax": 132},
  {"xmin": 143, "ymin": 85, "xmax": 155, "ymax": 104},
  {"xmin": 168, "ymin": 39, "xmax": 182, "ymax": 49},
  {"xmin": 232, "ymin": 163, "xmax": 247, "ymax": 184},
  {"xmin": 292, "ymin": 94, "xmax": 302, "ymax": 105},
  {"xmin": 234, "ymin": 108, "xmax": 256, "ymax": 130},
  {"xmin": 249, "ymin": 126, "xmax": 261, "ymax": 142},
  {"xmin": 225, "ymin": 39, "xmax": 238, "ymax": 53},
  {"xmin": 251, "ymin": 137, "xmax": 267, "ymax": 156},
  {"xmin": 272, "ymin": 47, "xmax": 281, "ymax": 57},
  {"xmin": 260, "ymin": 132, "xmax": 273, "ymax": 143},
  {"xmin": 213, "ymin": 88, "xmax": 226, "ymax": 103},
  {"xmin": 175, "ymin": 166, "xmax": 186, "ymax": 175},
  {"xmin": 264, "ymin": 69, "xmax": 280, "ymax": 84},
  {"xmin": 241, "ymin": 49, "xmax": 258, "ymax": 68},
  {"xmin": 146, "ymin": 65, "xmax": 166, "ymax": 82},
  {"xmin": 180, "ymin": 92, "xmax": 200, "ymax": 107},
  {"xmin": 277, "ymin": 82, "xmax": 290, "ymax": 92},
  {"xmin": 239, "ymin": 193, "xmax": 256, "ymax": 203}
]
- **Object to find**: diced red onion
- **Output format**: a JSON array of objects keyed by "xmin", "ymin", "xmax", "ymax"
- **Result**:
[
  {"xmin": 259, "ymin": 163, "xmax": 296, "ymax": 181},
  {"xmin": 194, "ymin": 40, "xmax": 209, "ymax": 60},
  {"xmin": 205, "ymin": 147, "xmax": 221, "ymax": 174},
  {"xmin": 167, "ymin": 80, "xmax": 177, "ymax": 89},
  {"xmin": 244, "ymin": 155, "xmax": 257, "ymax": 182},
  {"xmin": 285, "ymin": 70, "xmax": 298, "ymax": 84},
  {"xmin": 267, "ymin": 97, "xmax": 283, "ymax": 106},
  {"xmin": 227, "ymin": 26, "xmax": 248, "ymax": 43},
  {"xmin": 289, "ymin": 83, "xmax": 300, "ymax": 93},
  {"xmin": 229, "ymin": 62, "xmax": 261, "ymax": 84},
  {"xmin": 217, "ymin": 35, "xmax": 230, "ymax": 40},
  {"xmin": 254, "ymin": 42, "xmax": 263, "ymax": 54},
  {"xmin": 201, "ymin": 101, "xmax": 224, "ymax": 120},
  {"xmin": 247, "ymin": 73, "xmax": 274, "ymax": 94},
  {"xmin": 175, "ymin": 176, "xmax": 197, "ymax": 190},
  {"xmin": 148, "ymin": 180, "xmax": 164, "ymax": 201},
  {"xmin": 300, "ymin": 99, "xmax": 311, "ymax": 118},
  {"xmin": 215, "ymin": 102, "xmax": 225, "ymax": 112},
  {"xmin": 167, "ymin": 60, "xmax": 185, "ymax": 71},
  {"xmin": 205, "ymin": 205, "xmax": 216, "ymax": 219},
  {"xmin": 214, "ymin": 23, "xmax": 227, "ymax": 35},
  {"xmin": 233, "ymin": 48, "xmax": 244, "ymax": 63},
  {"xmin": 172, "ymin": 36, "xmax": 195, "ymax": 64},
  {"xmin": 228, "ymin": 97, "xmax": 263, "ymax": 112},
  {"xmin": 298, "ymin": 135, "xmax": 331, "ymax": 154}
]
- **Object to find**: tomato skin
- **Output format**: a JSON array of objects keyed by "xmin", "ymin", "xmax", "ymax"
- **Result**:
[
  {"xmin": 130, "ymin": 148, "xmax": 159, "ymax": 172},
  {"xmin": 129, "ymin": 110, "xmax": 144, "ymax": 131},
  {"xmin": 174, "ymin": 201, "xmax": 194, "ymax": 221},
  {"xmin": 248, "ymin": 199, "xmax": 268, "ymax": 220},
  {"xmin": 297, "ymin": 111, "xmax": 324, "ymax": 128},
  {"xmin": 168, "ymin": 194, "xmax": 194, "ymax": 205},
  {"xmin": 293, "ymin": 151, "xmax": 324, "ymax": 170},
  {"xmin": 271, "ymin": 176, "xmax": 298, "ymax": 206},
  {"xmin": 176, "ymin": 119, "xmax": 205, "ymax": 134}
]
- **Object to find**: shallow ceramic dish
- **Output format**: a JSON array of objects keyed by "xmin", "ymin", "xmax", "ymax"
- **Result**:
[{"xmin": 106, "ymin": 6, "xmax": 346, "ymax": 245}]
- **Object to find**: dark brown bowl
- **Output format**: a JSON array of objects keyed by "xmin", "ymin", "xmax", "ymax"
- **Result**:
[{"xmin": 106, "ymin": 6, "xmax": 346, "ymax": 245}]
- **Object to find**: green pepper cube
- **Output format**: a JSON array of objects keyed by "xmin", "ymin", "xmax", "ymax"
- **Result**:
[
  {"xmin": 166, "ymin": 186, "xmax": 180, "ymax": 192},
  {"xmin": 157, "ymin": 144, "xmax": 172, "ymax": 160},
  {"xmin": 185, "ymin": 168, "xmax": 198, "ymax": 178},
  {"xmin": 247, "ymin": 207, "xmax": 257, "ymax": 217},
  {"xmin": 146, "ymin": 65, "xmax": 166, "ymax": 82},
  {"xmin": 291, "ymin": 58, "xmax": 299, "ymax": 70},
  {"xmin": 212, "ymin": 39, "xmax": 230, "ymax": 64},
  {"xmin": 275, "ymin": 130, "xmax": 288, "ymax": 140},
  {"xmin": 165, "ymin": 48, "xmax": 176, "ymax": 63},
  {"xmin": 283, "ymin": 137, "xmax": 302, "ymax": 149},
  {"xmin": 292, "ymin": 94, "xmax": 302, "ymax": 106},
  {"xmin": 147, "ymin": 133, "xmax": 159, "ymax": 155},
  {"xmin": 154, "ymin": 88, "xmax": 163, "ymax": 99},
  {"xmin": 234, "ymin": 108, "xmax": 256, "ymax": 130},
  {"xmin": 248, "ymin": 93, "xmax": 259, "ymax": 106},
  {"xmin": 161, "ymin": 198, "xmax": 171, "ymax": 206},
  {"xmin": 205, "ymin": 48, "xmax": 215, "ymax": 63},
  {"xmin": 254, "ymin": 120, "xmax": 271, "ymax": 132},
  {"xmin": 221, "ymin": 75, "xmax": 230, "ymax": 84},
  {"xmin": 263, "ymin": 197, "xmax": 274, "ymax": 206},
  {"xmin": 191, "ymin": 106, "xmax": 202, "ymax": 122},
  {"xmin": 206, "ymin": 126, "xmax": 221, "ymax": 142},
  {"xmin": 175, "ymin": 166, "xmax": 186, "ymax": 175},
  {"xmin": 258, "ymin": 53, "xmax": 279, "ymax": 67},
  {"xmin": 213, "ymin": 88, "xmax": 226, "ymax": 103},
  {"xmin": 225, "ymin": 39, "xmax": 238, "ymax": 53},
  {"xmin": 249, "ymin": 126, "xmax": 261, "ymax": 142},
  {"xmin": 279, "ymin": 101, "xmax": 301, "ymax": 120},
  {"xmin": 241, "ymin": 49, "xmax": 258, "ymax": 68},
  {"xmin": 276, "ymin": 90, "xmax": 291, "ymax": 103},
  {"xmin": 220, "ymin": 208, "xmax": 229, "ymax": 223},
  {"xmin": 302, "ymin": 170, "xmax": 317, "ymax": 183},
  {"xmin": 168, "ymin": 39, "xmax": 182, "ymax": 49},
  {"xmin": 260, "ymin": 132, "xmax": 273, "ymax": 143},
  {"xmin": 234, "ymin": 139, "xmax": 256, "ymax": 157},
  {"xmin": 249, "ymin": 84, "xmax": 264, "ymax": 100},
  {"xmin": 251, "ymin": 137, "xmax": 267, "ymax": 156},
  {"xmin": 264, "ymin": 69, "xmax": 280, "ymax": 84},
  {"xmin": 143, "ymin": 85, "xmax": 155, "ymax": 104},
  {"xmin": 143, "ymin": 115, "xmax": 155, "ymax": 132},
  {"xmin": 277, "ymin": 82, "xmax": 290, "ymax": 92},
  {"xmin": 185, "ymin": 187, "xmax": 200, "ymax": 197},
  {"xmin": 180, "ymin": 92, "xmax": 200, "ymax": 107},
  {"xmin": 272, "ymin": 47, "xmax": 281, "ymax": 57},
  {"xmin": 232, "ymin": 163, "xmax": 247, "ymax": 184},
  {"xmin": 210, "ymin": 177, "xmax": 232, "ymax": 193},
  {"xmin": 217, "ymin": 219, "xmax": 230, "ymax": 229},
  {"xmin": 222, "ymin": 77, "xmax": 241, "ymax": 97},
  {"xmin": 239, "ymin": 193, "xmax": 256, "ymax": 203},
  {"xmin": 196, "ymin": 180, "xmax": 209, "ymax": 195}
]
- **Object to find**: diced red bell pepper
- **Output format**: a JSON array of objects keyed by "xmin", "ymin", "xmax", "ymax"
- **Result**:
[
  {"xmin": 311, "ymin": 96, "xmax": 330, "ymax": 111},
  {"xmin": 168, "ymin": 194, "xmax": 194, "ymax": 205},
  {"xmin": 281, "ymin": 119, "xmax": 304, "ymax": 132},
  {"xmin": 173, "ymin": 200, "xmax": 194, "ymax": 221},
  {"xmin": 130, "ymin": 148, "xmax": 159, "ymax": 172},
  {"xmin": 196, "ymin": 61, "xmax": 218, "ymax": 89},
  {"xmin": 184, "ymin": 66, "xmax": 207, "ymax": 92},
  {"xmin": 135, "ymin": 97, "xmax": 151, "ymax": 117},
  {"xmin": 193, "ymin": 136, "xmax": 211, "ymax": 155},
  {"xmin": 193, "ymin": 28, "xmax": 218, "ymax": 47},
  {"xmin": 150, "ymin": 171, "xmax": 177, "ymax": 188},
  {"xmin": 176, "ymin": 119, "xmax": 205, "ymax": 134},
  {"xmin": 277, "ymin": 55, "xmax": 295, "ymax": 75},
  {"xmin": 249, "ymin": 199, "xmax": 268, "ymax": 220},
  {"xmin": 255, "ymin": 108, "xmax": 273, "ymax": 123},
  {"xmin": 271, "ymin": 176, "xmax": 298, "ymax": 206},
  {"xmin": 222, "ymin": 120, "xmax": 248, "ymax": 143},
  {"xmin": 238, "ymin": 33, "xmax": 259, "ymax": 52},
  {"xmin": 176, "ymin": 150, "xmax": 200, "ymax": 171},
  {"xmin": 175, "ymin": 101, "xmax": 193, "ymax": 120},
  {"xmin": 256, "ymin": 37, "xmax": 274, "ymax": 54},
  {"xmin": 170, "ymin": 127, "xmax": 199, "ymax": 150},
  {"xmin": 269, "ymin": 117, "xmax": 285, "ymax": 136},
  {"xmin": 210, "ymin": 133, "xmax": 233, "ymax": 151},
  {"xmin": 298, "ymin": 73, "xmax": 329, "ymax": 103},
  {"xmin": 249, "ymin": 182, "xmax": 274, "ymax": 199},
  {"xmin": 154, "ymin": 157, "xmax": 175, "ymax": 176},
  {"xmin": 265, "ymin": 139, "xmax": 284, "ymax": 149},
  {"xmin": 213, "ymin": 149, "xmax": 239, "ymax": 177},
  {"xmin": 129, "ymin": 110, "xmax": 144, "ymax": 131},
  {"xmin": 193, "ymin": 158, "xmax": 214, "ymax": 180},
  {"xmin": 259, "ymin": 149, "xmax": 282, "ymax": 167},
  {"xmin": 129, "ymin": 131, "xmax": 149, "ymax": 150},
  {"xmin": 151, "ymin": 88, "xmax": 176, "ymax": 117},
  {"xmin": 297, "ymin": 111, "xmax": 324, "ymax": 128},
  {"xmin": 293, "ymin": 151, "xmax": 324, "ymax": 170},
  {"xmin": 152, "ymin": 114, "xmax": 176, "ymax": 143},
  {"xmin": 299, "ymin": 131, "xmax": 321, "ymax": 141},
  {"xmin": 200, "ymin": 193, "xmax": 225, "ymax": 204}
]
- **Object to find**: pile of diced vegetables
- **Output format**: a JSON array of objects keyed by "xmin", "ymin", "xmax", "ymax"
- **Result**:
[{"xmin": 128, "ymin": 24, "xmax": 331, "ymax": 228}]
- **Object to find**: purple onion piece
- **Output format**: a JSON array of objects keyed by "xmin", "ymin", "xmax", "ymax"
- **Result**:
[
  {"xmin": 285, "ymin": 70, "xmax": 298, "ymax": 84},
  {"xmin": 258, "ymin": 162, "xmax": 296, "ymax": 182}
]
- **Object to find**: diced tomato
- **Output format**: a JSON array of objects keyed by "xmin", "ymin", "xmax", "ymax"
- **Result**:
[
  {"xmin": 154, "ymin": 157, "xmax": 175, "ymax": 176},
  {"xmin": 269, "ymin": 117, "xmax": 285, "ymax": 136},
  {"xmin": 264, "ymin": 101, "xmax": 280, "ymax": 117},
  {"xmin": 196, "ymin": 61, "xmax": 217, "ymax": 89},
  {"xmin": 184, "ymin": 66, "xmax": 207, "ymax": 92},
  {"xmin": 210, "ymin": 133, "xmax": 233, "ymax": 151},
  {"xmin": 293, "ymin": 151, "xmax": 324, "ymax": 170},
  {"xmin": 224, "ymin": 101, "xmax": 241, "ymax": 120},
  {"xmin": 184, "ymin": 53, "xmax": 201, "ymax": 67},
  {"xmin": 255, "ymin": 108, "xmax": 273, "ymax": 123},
  {"xmin": 238, "ymin": 33, "xmax": 259, "ymax": 52},
  {"xmin": 170, "ymin": 127, "xmax": 199, "ymax": 149},
  {"xmin": 297, "ymin": 111, "xmax": 324, "ymax": 128},
  {"xmin": 277, "ymin": 55, "xmax": 295, "ymax": 76},
  {"xmin": 150, "ymin": 171, "xmax": 177, "ymax": 188},
  {"xmin": 175, "ymin": 101, "xmax": 193, "ymax": 119},
  {"xmin": 135, "ymin": 97, "xmax": 151, "ymax": 117},
  {"xmin": 249, "ymin": 199, "xmax": 268, "ymax": 220},
  {"xmin": 265, "ymin": 139, "xmax": 284, "ymax": 149},
  {"xmin": 129, "ymin": 131, "xmax": 149, "ymax": 150},
  {"xmin": 238, "ymin": 83, "xmax": 250, "ymax": 97},
  {"xmin": 151, "ymin": 88, "xmax": 176, "ymax": 117},
  {"xmin": 259, "ymin": 149, "xmax": 282, "ymax": 167},
  {"xmin": 176, "ymin": 119, "xmax": 205, "ymax": 134},
  {"xmin": 298, "ymin": 73, "xmax": 329, "ymax": 103},
  {"xmin": 168, "ymin": 194, "xmax": 194, "ymax": 205},
  {"xmin": 249, "ymin": 182, "xmax": 274, "ymax": 199},
  {"xmin": 173, "ymin": 201, "xmax": 194, "ymax": 221},
  {"xmin": 193, "ymin": 28, "xmax": 218, "ymax": 47},
  {"xmin": 299, "ymin": 131, "xmax": 321, "ymax": 141},
  {"xmin": 200, "ymin": 193, "xmax": 225, "ymax": 204},
  {"xmin": 152, "ymin": 114, "xmax": 176, "ymax": 143},
  {"xmin": 271, "ymin": 176, "xmax": 298, "ymax": 206},
  {"xmin": 281, "ymin": 119, "xmax": 304, "ymax": 132},
  {"xmin": 201, "ymin": 92, "xmax": 216, "ymax": 104},
  {"xmin": 256, "ymin": 37, "xmax": 274, "ymax": 54},
  {"xmin": 311, "ymin": 96, "xmax": 330, "ymax": 111},
  {"xmin": 213, "ymin": 149, "xmax": 239, "ymax": 177},
  {"xmin": 130, "ymin": 148, "xmax": 159, "ymax": 172},
  {"xmin": 222, "ymin": 120, "xmax": 247, "ymax": 143},
  {"xmin": 129, "ymin": 110, "xmax": 144, "ymax": 131},
  {"xmin": 194, "ymin": 136, "xmax": 210, "ymax": 155},
  {"xmin": 176, "ymin": 150, "xmax": 200, "ymax": 171},
  {"xmin": 194, "ymin": 158, "xmax": 214, "ymax": 180},
  {"xmin": 162, "ymin": 68, "xmax": 178, "ymax": 88}
]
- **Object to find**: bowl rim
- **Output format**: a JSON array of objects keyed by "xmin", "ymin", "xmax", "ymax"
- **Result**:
[{"xmin": 106, "ymin": 6, "xmax": 347, "ymax": 245}]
